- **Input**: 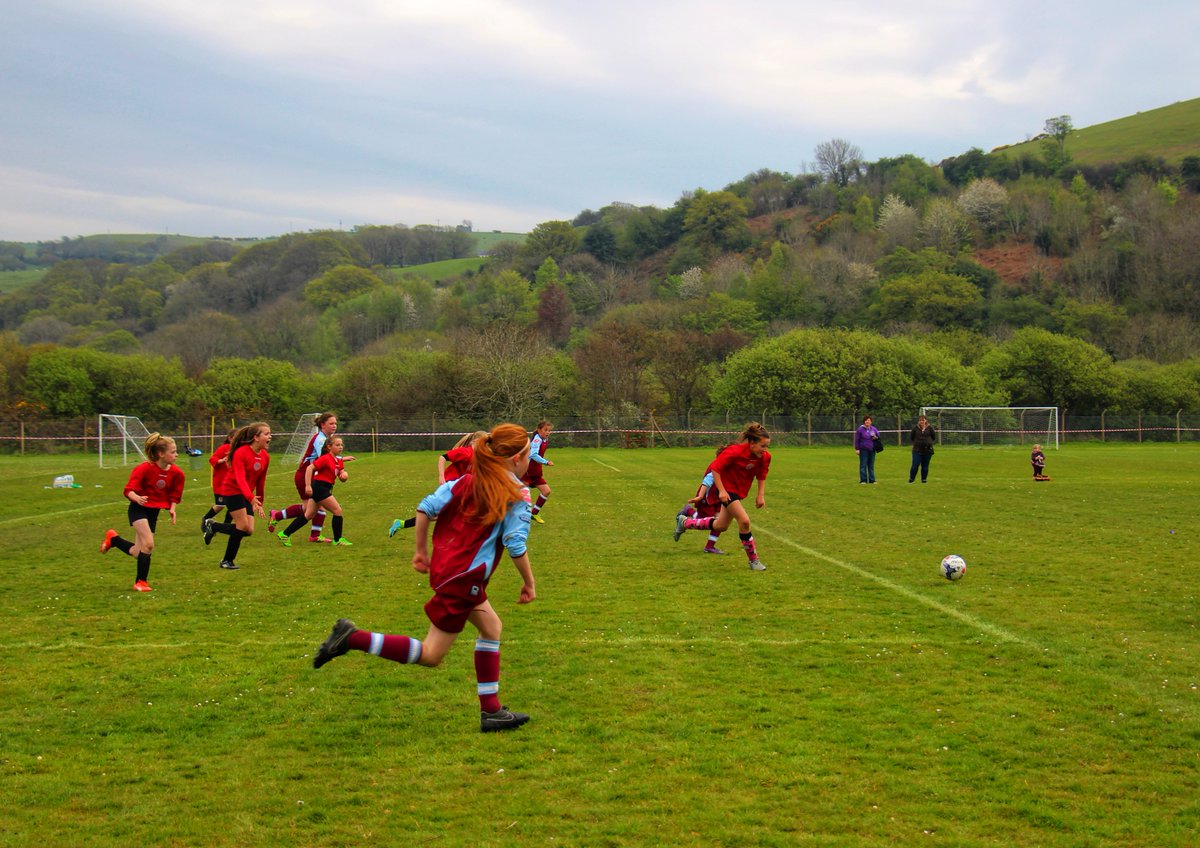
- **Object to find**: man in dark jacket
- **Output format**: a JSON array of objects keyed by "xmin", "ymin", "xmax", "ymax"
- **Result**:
[{"xmin": 908, "ymin": 415, "xmax": 936, "ymax": 483}]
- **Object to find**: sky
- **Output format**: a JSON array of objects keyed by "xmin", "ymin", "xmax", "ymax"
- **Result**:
[{"xmin": 2, "ymin": 0, "xmax": 1197, "ymax": 241}]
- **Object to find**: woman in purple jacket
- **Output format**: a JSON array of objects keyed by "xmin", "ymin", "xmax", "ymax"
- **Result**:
[{"xmin": 854, "ymin": 415, "xmax": 881, "ymax": 484}]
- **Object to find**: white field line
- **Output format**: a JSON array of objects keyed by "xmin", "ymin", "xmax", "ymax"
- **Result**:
[
  {"xmin": 756, "ymin": 526, "xmax": 1036, "ymax": 648},
  {"xmin": 591, "ymin": 457, "xmax": 622, "ymax": 472},
  {"xmin": 1, "ymin": 501, "xmax": 122, "ymax": 525}
]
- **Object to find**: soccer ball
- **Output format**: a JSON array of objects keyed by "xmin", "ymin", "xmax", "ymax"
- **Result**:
[{"xmin": 941, "ymin": 555, "xmax": 966, "ymax": 581}]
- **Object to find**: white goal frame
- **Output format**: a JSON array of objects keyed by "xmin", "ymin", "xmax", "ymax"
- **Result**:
[
  {"xmin": 919, "ymin": 406, "xmax": 1059, "ymax": 449},
  {"xmin": 282, "ymin": 412, "xmax": 323, "ymax": 464},
  {"xmin": 98, "ymin": 414, "xmax": 152, "ymax": 467}
]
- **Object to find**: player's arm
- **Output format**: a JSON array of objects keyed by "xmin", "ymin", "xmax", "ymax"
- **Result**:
[
  {"xmin": 304, "ymin": 462, "xmax": 316, "ymax": 496},
  {"xmin": 437, "ymin": 454, "xmax": 449, "ymax": 485},
  {"xmin": 755, "ymin": 477, "xmax": 766, "ymax": 509},
  {"xmin": 411, "ymin": 511, "xmax": 431, "ymax": 573},
  {"xmin": 711, "ymin": 470, "xmax": 730, "ymax": 504},
  {"xmin": 511, "ymin": 552, "xmax": 535, "ymax": 604}
]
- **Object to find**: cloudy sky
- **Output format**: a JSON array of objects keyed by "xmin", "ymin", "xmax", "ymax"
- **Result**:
[{"xmin": 2, "ymin": 1, "xmax": 1196, "ymax": 241}]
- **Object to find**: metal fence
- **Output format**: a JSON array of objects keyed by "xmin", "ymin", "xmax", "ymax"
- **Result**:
[{"xmin": 1, "ymin": 412, "xmax": 1197, "ymax": 457}]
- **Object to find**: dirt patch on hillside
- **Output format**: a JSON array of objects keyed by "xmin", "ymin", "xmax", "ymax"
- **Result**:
[{"xmin": 973, "ymin": 242, "xmax": 1063, "ymax": 291}]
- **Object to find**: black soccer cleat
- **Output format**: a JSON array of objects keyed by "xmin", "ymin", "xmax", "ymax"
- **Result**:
[
  {"xmin": 480, "ymin": 706, "xmax": 530, "ymax": 733},
  {"xmin": 219, "ymin": 560, "xmax": 239, "ymax": 570},
  {"xmin": 203, "ymin": 518, "xmax": 216, "ymax": 546},
  {"xmin": 313, "ymin": 618, "xmax": 357, "ymax": 669}
]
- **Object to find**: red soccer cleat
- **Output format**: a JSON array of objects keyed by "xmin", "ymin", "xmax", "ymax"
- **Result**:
[
  {"xmin": 133, "ymin": 580, "xmax": 153, "ymax": 592},
  {"xmin": 100, "ymin": 529, "xmax": 119, "ymax": 554}
]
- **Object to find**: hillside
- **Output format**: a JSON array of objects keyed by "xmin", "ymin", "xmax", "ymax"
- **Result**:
[{"xmin": 995, "ymin": 97, "xmax": 1200, "ymax": 166}]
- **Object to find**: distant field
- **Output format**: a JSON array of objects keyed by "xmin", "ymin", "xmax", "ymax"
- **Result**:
[
  {"xmin": 387, "ymin": 256, "xmax": 489, "ymax": 282},
  {"xmin": 0, "ymin": 268, "xmax": 44, "ymax": 292},
  {"xmin": 997, "ymin": 97, "xmax": 1200, "ymax": 166},
  {"xmin": 2, "ymin": 443, "xmax": 1197, "ymax": 846},
  {"xmin": 473, "ymin": 230, "xmax": 525, "ymax": 253}
]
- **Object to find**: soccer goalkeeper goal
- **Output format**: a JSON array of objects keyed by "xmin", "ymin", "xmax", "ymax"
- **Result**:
[
  {"xmin": 919, "ymin": 406, "xmax": 1059, "ymax": 449},
  {"xmin": 281, "ymin": 412, "xmax": 323, "ymax": 464},
  {"xmin": 98, "ymin": 414, "xmax": 152, "ymax": 467}
]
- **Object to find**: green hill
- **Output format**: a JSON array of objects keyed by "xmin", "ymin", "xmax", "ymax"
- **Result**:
[{"xmin": 995, "ymin": 97, "xmax": 1200, "ymax": 166}]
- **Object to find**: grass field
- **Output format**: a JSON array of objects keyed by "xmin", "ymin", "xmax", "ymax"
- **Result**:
[
  {"xmin": 998, "ymin": 96, "xmax": 1200, "ymax": 166},
  {"xmin": 1, "ymin": 444, "xmax": 1197, "ymax": 846},
  {"xmin": 0, "ymin": 268, "xmax": 45, "ymax": 292},
  {"xmin": 387, "ymin": 256, "xmax": 490, "ymax": 283}
]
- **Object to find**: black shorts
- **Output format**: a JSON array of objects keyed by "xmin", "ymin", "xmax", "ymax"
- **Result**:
[
  {"xmin": 212, "ymin": 493, "xmax": 229, "ymax": 507},
  {"xmin": 128, "ymin": 504, "xmax": 161, "ymax": 532},
  {"xmin": 223, "ymin": 493, "xmax": 251, "ymax": 513},
  {"xmin": 310, "ymin": 481, "xmax": 335, "ymax": 503}
]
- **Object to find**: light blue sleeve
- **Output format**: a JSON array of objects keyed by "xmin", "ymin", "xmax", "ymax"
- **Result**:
[
  {"xmin": 529, "ymin": 433, "xmax": 550, "ymax": 464},
  {"xmin": 701, "ymin": 471, "xmax": 714, "ymax": 487},
  {"xmin": 417, "ymin": 479, "xmax": 457, "ymax": 518},
  {"xmin": 306, "ymin": 431, "xmax": 327, "ymax": 464},
  {"xmin": 500, "ymin": 493, "xmax": 532, "ymax": 557}
]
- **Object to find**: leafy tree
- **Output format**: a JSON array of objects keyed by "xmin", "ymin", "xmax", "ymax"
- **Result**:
[
  {"xmin": 681, "ymin": 189, "xmax": 751, "ymax": 256},
  {"xmin": 535, "ymin": 281, "xmax": 574, "ymax": 346},
  {"xmin": 304, "ymin": 265, "xmax": 384, "ymax": 311},
  {"xmin": 582, "ymin": 221, "xmax": 618, "ymax": 264},
  {"xmin": 977, "ymin": 327, "xmax": 1121, "ymax": 412},
  {"xmin": 147, "ymin": 310, "xmax": 256, "ymax": 377},
  {"xmin": 518, "ymin": 221, "xmax": 581, "ymax": 272},
  {"xmin": 334, "ymin": 350, "xmax": 453, "ymax": 418},
  {"xmin": 870, "ymin": 270, "xmax": 983, "ymax": 328},
  {"xmin": 921, "ymin": 198, "xmax": 970, "ymax": 254},
  {"xmin": 1042, "ymin": 115, "xmax": 1073, "ymax": 167},
  {"xmin": 876, "ymin": 195, "xmax": 920, "ymax": 250},
  {"xmin": 198, "ymin": 356, "xmax": 313, "ymax": 418},
  {"xmin": 22, "ymin": 348, "xmax": 193, "ymax": 419},
  {"xmin": 454, "ymin": 325, "xmax": 570, "ymax": 420},
  {"xmin": 956, "ymin": 178, "xmax": 1009, "ymax": 234}
]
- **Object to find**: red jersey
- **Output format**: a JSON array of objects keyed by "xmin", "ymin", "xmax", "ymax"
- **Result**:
[
  {"xmin": 209, "ymin": 442, "xmax": 232, "ymax": 493},
  {"xmin": 310, "ymin": 453, "xmax": 344, "ymax": 485},
  {"xmin": 442, "ymin": 445, "xmax": 474, "ymax": 482},
  {"xmin": 125, "ymin": 461, "xmax": 185, "ymax": 509},
  {"xmin": 711, "ymin": 442, "xmax": 771, "ymax": 499},
  {"xmin": 216, "ymin": 444, "xmax": 270, "ymax": 500}
]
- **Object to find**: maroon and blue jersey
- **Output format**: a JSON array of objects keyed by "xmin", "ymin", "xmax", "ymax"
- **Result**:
[{"xmin": 418, "ymin": 473, "xmax": 531, "ymax": 587}]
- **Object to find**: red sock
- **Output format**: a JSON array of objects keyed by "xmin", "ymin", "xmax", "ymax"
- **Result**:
[
  {"xmin": 475, "ymin": 638, "xmax": 501, "ymax": 713},
  {"xmin": 740, "ymin": 532, "xmax": 757, "ymax": 559},
  {"xmin": 685, "ymin": 516, "xmax": 714, "ymax": 531}
]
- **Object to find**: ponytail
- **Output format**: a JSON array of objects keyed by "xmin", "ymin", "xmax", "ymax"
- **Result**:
[
  {"xmin": 143, "ymin": 432, "xmax": 176, "ymax": 462},
  {"xmin": 468, "ymin": 423, "xmax": 529, "ymax": 524}
]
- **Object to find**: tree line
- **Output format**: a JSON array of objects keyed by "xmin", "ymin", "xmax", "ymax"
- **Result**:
[{"xmin": 2, "ymin": 123, "xmax": 1200, "ymax": 422}]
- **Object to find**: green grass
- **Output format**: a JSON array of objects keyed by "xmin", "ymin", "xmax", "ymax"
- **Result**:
[
  {"xmin": 999, "ymin": 97, "xmax": 1200, "ymax": 166},
  {"xmin": 472, "ymin": 231, "xmax": 525, "ymax": 253},
  {"xmin": 2, "ymin": 444, "xmax": 1198, "ymax": 846},
  {"xmin": 0, "ymin": 268, "xmax": 46, "ymax": 292}
]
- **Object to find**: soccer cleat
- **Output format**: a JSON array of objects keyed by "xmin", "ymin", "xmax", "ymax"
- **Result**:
[
  {"xmin": 133, "ymin": 580, "xmax": 152, "ymax": 592},
  {"xmin": 333, "ymin": 538, "xmax": 353, "ymax": 546},
  {"xmin": 673, "ymin": 513, "xmax": 687, "ymax": 542},
  {"xmin": 703, "ymin": 545, "xmax": 727, "ymax": 555},
  {"xmin": 388, "ymin": 519, "xmax": 404, "ymax": 538},
  {"xmin": 480, "ymin": 706, "xmax": 530, "ymax": 733},
  {"xmin": 200, "ymin": 515, "xmax": 210, "ymax": 532},
  {"xmin": 313, "ymin": 618, "xmax": 357, "ymax": 669},
  {"xmin": 100, "ymin": 529, "xmax": 119, "ymax": 554},
  {"xmin": 748, "ymin": 558, "xmax": 767, "ymax": 571},
  {"xmin": 219, "ymin": 560, "xmax": 239, "ymax": 570},
  {"xmin": 531, "ymin": 513, "xmax": 544, "ymax": 525},
  {"xmin": 310, "ymin": 536, "xmax": 332, "ymax": 543},
  {"xmin": 277, "ymin": 531, "xmax": 292, "ymax": 548},
  {"xmin": 203, "ymin": 518, "xmax": 216, "ymax": 546}
]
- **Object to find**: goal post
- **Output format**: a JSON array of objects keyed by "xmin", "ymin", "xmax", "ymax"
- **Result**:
[
  {"xmin": 282, "ymin": 412, "xmax": 323, "ymax": 464},
  {"xmin": 98, "ymin": 414, "xmax": 152, "ymax": 468},
  {"xmin": 919, "ymin": 406, "xmax": 1059, "ymax": 449}
]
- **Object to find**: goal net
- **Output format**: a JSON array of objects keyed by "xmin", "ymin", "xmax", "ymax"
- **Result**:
[
  {"xmin": 919, "ymin": 406, "xmax": 1059, "ymax": 449},
  {"xmin": 281, "ymin": 413, "xmax": 323, "ymax": 464},
  {"xmin": 98, "ymin": 414, "xmax": 152, "ymax": 467}
]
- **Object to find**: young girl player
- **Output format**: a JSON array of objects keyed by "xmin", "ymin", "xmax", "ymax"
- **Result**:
[
  {"xmin": 312, "ymin": 422, "xmax": 537, "ymax": 733},
  {"xmin": 100, "ymin": 433, "xmax": 185, "ymax": 592},
  {"xmin": 204, "ymin": 422, "xmax": 271, "ymax": 570},
  {"xmin": 278, "ymin": 436, "xmax": 353, "ymax": 546},
  {"xmin": 674, "ymin": 422, "xmax": 771, "ymax": 571}
]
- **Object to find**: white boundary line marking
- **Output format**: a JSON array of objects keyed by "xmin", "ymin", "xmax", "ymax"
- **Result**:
[
  {"xmin": 756, "ymin": 526, "xmax": 1035, "ymax": 647},
  {"xmin": 591, "ymin": 458, "xmax": 622, "ymax": 472},
  {"xmin": 2, "ymin": 501, "xmax": 121, "ymax": 525}
]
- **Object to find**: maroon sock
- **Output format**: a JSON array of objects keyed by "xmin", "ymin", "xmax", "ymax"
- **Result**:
[
  {"xmin": 349, "ymin": 630, "xmax": 422, "ymax": 663},
  {"xmin": 284, "ymin": 504, "xmax": 305, "ymax": 519},
  {"xmin": 475, "ymin": 638, "xmax": 501, "ymax": 713}
]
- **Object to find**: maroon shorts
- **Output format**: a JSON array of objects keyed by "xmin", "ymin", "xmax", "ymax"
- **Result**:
[
  {"xmin": 521, "ymin": 467, "xmax": 546, "ymax": 487},
  {"xmin": 293, "ymin": 463, "xmax": 311, "ymax": 500},
  {"xmin": 424, "ymin": 571, "xmax": 490, "ymax": 634}
]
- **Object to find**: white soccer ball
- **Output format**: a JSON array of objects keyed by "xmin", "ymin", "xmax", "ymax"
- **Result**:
[{"xmin": 941, "ymin": 555, "xmax": 966, "ymax": 581}]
